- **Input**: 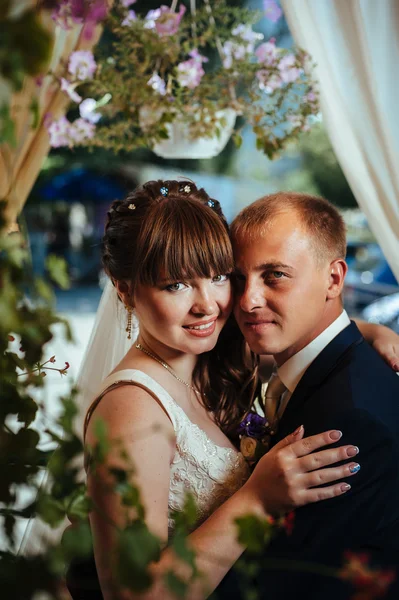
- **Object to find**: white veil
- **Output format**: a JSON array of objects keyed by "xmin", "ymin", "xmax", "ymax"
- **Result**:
[{"xmin": 73, "ymin": 278, "xmax": 139, "ymax": 439}]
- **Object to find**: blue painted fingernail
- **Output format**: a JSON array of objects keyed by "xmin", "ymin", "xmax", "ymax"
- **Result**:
[{"xmin": 350, "ymin": 463, "xmax": 361, "ymax": 474}]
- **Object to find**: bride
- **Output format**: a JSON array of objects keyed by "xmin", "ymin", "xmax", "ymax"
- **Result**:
[{"xmin": 68, "ymin": 180, "xmax": 396, "ymax": 600}]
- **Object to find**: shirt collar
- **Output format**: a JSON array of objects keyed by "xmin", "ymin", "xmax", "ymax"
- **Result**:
[{"xmin": 277, "ymin": 310, "xmax": 351, "ymax": 394}]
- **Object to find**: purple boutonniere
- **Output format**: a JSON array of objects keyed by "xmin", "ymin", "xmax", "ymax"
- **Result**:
[{"xmin": 238, "ymin": 411, "xmax": 273, "ymax": 464}]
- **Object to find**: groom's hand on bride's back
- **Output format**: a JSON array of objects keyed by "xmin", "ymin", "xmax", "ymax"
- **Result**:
[{"xmin": 242, "ymin": 426, "xmax": 360, "ymax": 517}]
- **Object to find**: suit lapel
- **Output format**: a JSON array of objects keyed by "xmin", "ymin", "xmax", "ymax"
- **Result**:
[{"xmin": 276, "ymin": 322, "xmax": 365, "ymax": 437}]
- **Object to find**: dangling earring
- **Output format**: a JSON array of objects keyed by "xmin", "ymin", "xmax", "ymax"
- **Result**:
[{"xmin": 125, "ymin": 305, "xmax": 133, "ymax": 340}]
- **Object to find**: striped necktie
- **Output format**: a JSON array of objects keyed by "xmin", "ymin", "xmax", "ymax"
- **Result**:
[{"xmin": 265, "ymin": 372, "xmax": 287, "ymax": 431}]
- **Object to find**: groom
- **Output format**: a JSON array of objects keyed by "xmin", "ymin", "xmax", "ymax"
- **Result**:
[{"xmin": 218, "ymin": 192, "xmax": 399, "ymax": 598}]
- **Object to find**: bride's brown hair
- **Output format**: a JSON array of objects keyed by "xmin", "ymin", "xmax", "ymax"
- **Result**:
[{"xmin": 102, "ymin": 179, "xmax": 260, "ymax": 439}]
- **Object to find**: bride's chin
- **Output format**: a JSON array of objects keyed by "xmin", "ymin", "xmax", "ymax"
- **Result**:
[{"xmin": 186, "ymin": 336, "xmax": 220, "ymax": 354}]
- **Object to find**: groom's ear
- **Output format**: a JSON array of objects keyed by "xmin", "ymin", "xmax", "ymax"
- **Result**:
[{"xmin": 326, "ymin": 259, "xmax": 347, "ymax": 299}]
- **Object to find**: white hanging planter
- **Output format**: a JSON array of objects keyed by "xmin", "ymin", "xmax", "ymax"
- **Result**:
[{"xmin": 151, "ymin": 108, "xmax": 237, "ymax": 159}]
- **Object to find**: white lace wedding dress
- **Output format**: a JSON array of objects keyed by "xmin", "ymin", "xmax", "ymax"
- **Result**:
[{"xmin": 88, "ymin": 369, "xmax": 251, "ymax": 538}]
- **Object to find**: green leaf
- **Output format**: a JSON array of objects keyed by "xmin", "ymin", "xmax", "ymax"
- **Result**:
[
  {"xmin": 58, "ymin": 394, "xmax": 79, "ymax": 434},
  {"xmin": 172, "ymin": 492, "xmax": 197, "ymax": 531},
  {"xmin": 4, "ymin": 514, "xmax": 15, "ymax": 547},
  {"xmin": 91, "ymin": 417, "xmax": 109, "ymax": 463},
  {"xmin": 234, "ymin": 514, "xmax": 274, "ymax": 554},
  {"xmin": 7, "ymin": 351, "xmax": 26, "ymax": 370},
  {"xmin": 171, "ymin": 531, "xmax": 197, "ymax": 573},
  {"xmin": 29, "ymin": 97, "xmax": 39, "ymax": 129},
  {"xmin": 36, "ymin": 494, "xmax": 66, "ymax": 527},
  {"xmin": 232, "ymin": 132, "xmax": 242, "ymax": 148},
  {"xmin": 61, "ymin": 520, "xmax": 93, "ymax": 559},
  {"xmin": 66, "ymin": 488, "xmax": 91, "ymax": 521},
  {"xmin": 256, "ymin": 137, "xmax": 264, "ymax": 151},
  {"xmin": 116, "ymin": 520, "xmax": 161, "ymax": 591},
  {"xmin": 34, "ymin": 278, "xmax": 55, "ymax": 304},
  {"xmin": 0, "ymin": 105, "xmax": 16, "ymax": 147},
  {"xmin": 164, "ymin": 570, "xmax": 188, "ymax": 598},
  {"xmin": 46, "ymin": 254, "xmax": 70, "ymax": 290},
  {"xmin": 17, "ymin": 395, "xmax": 38, "ymax": 426}
]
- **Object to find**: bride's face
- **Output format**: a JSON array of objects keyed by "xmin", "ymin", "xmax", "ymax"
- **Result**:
[{"xmin": 134, "ymin": 273, "xmax": 233, "ymax": 357}]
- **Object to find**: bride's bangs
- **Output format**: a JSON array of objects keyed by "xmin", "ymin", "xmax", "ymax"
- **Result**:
[{"xmin": 137, "ymin": 199, "xmax": 234, "ymax": 286}]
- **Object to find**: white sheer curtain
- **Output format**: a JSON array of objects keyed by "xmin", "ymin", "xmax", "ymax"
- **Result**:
[{"xmin": 281, "ymin": 0, "xmax": 399, "ymax": 280}]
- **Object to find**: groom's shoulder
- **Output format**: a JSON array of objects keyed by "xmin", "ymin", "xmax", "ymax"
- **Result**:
[
  {"xmin": 307, "ymin": 333, "xmax": 399, "ymax": 424},
  {"xmin": 329, "ymin": 329, "xmax": 399, "ymax": 392}
]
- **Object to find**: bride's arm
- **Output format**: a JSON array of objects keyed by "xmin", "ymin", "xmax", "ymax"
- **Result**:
[
  {"xmin": 87, "ymin": 388, "xmax": 359, "ymax": 600},
  {"xmin": 354, "ymin": 319, "xmax": 399, "ymax": 371}
]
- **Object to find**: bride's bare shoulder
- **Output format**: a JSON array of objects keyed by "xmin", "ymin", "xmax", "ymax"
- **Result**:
[{"xmin": 85, "ymin": 382, "xmax": 175, "ymax": 451}]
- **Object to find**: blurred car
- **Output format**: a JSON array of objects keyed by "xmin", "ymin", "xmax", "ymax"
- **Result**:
[
  {"xmin": 361, "ymin": 293, "xmax": 399, "ymax": 334},
  {"xmin": 344, "ymin": 242, "xmax": 399, "ymax": 314}
]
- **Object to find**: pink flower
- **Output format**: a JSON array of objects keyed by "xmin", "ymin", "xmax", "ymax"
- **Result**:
[
  {"xmin": 263, "ymin": 0, "xmax": 283, "ymax": 23},
  {"xmin": 232, "ymin": 24, "xmax": 263, "ymax": 46},
  {"xmin": 35, "ymin": 75, "xmax": 44, "ymax": 87},
  {"xmin": 52, "ymin": 0, "xmax": 108, "ymax": 36},
  {"xmin": 147, "ymin": 73, "xmax": 167, "ymax": 96},
  {"xmin": 122, "ymin": 10, "xmax": 136, "ymax": 26},
  {"xmin": 52, "ymin": 0, "xmax": 82, "ymax": 29},
  {"xmin": 255, "ymin": 39, "xmax": 279, "ymax": 65},
  {"xmin": 70, "ymin": 118, "xmax": 96, "ymax": 143},
  {"xmin": 189, "ymin": 49, "xmax": 209, "ymax": 64},
  {"xmin": 144, "ymin": 8, "xmax": 161, "ymax": 29},
  {"xmin": 304, "ymin": 89, "xmax": 318, "ymax": 105},
  {"xmin": 176, "ymin": 52, "xmax": 207, "ymax": 89},
  {"xmin": 222, "ymin": 41, "xmax": 247, "ymax": 68},
  {"xmin": 278, "ymin": 54, "xmax": 302, "ymax": 83},
  {"xmin": 287, "ymin": 114, "xmax": 303, "ymax": 130},
  {"xmin": 47, "ymin": 116, "xmax": 74, "ymax": 148},
  {"xmin": 222, "ymin": 25, "xmax": 262, "ymax": 68},
  {"xmin": 82, "ymin": 0, "xmax": 108, "ymax": 40},
  {"xmin": 60, "ymin": 77, "xmax": 82, "ymax": 103},
  {"xmin": 256, "ymin": 70, "xmax": 283, "ymax": 93},
  {"xmin": 68, "ymin": 50, "xmax": 97, "ymax": 81},
  {"xmin": 121, "ymin": 0, "xmax": 136, "ymax": 6},
  {"xmin": 79, "ymin": 98, "xmax": 101, "ymax": 123},
  {"xmin": 154, "ymin": 4, "xmax": 186, "ymax": 37}
]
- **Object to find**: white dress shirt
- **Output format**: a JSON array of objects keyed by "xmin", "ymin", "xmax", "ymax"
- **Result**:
[{"xmin": 275, "ymin": 310, "xmax": 351, "ymax": 420}]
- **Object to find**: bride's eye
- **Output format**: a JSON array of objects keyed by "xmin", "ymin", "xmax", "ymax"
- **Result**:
[
  {"xmin": 166, "ymin": 282, "xmax": 187, "ymax": 292},
  {"xmin": 212, "ymin": 274, "xmax": 229, "ymax": 284}
]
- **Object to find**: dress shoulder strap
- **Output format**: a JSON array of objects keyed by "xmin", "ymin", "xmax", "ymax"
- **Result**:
[{"xmin": 83, "ymin": 369, "xmax": 180, "ymax": 442}]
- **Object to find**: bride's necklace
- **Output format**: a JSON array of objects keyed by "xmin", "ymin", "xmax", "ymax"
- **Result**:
[{"xmin": 135, "ymin": 342, "xmax": 202, "ymax": 397}]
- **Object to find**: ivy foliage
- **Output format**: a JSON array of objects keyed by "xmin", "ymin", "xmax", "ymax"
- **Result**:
[{"xmin": 0, "ymin": 217, "xmax": 206, "ymax": 597}]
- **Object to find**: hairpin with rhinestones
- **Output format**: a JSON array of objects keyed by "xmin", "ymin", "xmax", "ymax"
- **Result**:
[
  {"xmin": 179, "ymin": 184, "xmax": 191, "ymax": 194},
  {"xmin": 160, "ymin": 186, "xmax": 169, "ymax": 197},
  {"xmin": 128, "ymin": 203, "xmax": 136, "ymax": 210},
  {"xmin": 207, "ymin": 199, "xmax": 215, "ymax": 208}
]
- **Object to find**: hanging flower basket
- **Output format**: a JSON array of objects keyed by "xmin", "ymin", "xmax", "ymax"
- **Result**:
[
  {"xmin": 151, "ymin": 108, "xmax": 236, "ymax": 159},
  {"xmin": 47, "ymin": 0, "xmax": 319, "ymax": 159}
]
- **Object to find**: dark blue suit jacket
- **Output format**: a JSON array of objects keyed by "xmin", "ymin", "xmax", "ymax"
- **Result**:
[{"xmin": 217, "ymin": 322, "xmax": 399, "ymax": 599}]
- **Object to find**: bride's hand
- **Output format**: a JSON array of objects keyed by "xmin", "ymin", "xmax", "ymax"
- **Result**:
[{"xmin": 243, "ymin": 426, "xmax": 360, "ymax": 516}]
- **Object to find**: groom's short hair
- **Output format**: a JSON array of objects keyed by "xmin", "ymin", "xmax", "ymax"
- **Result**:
[{"xmin": 231, "ymin": 191, "xmax": 347, "ymax": 265}]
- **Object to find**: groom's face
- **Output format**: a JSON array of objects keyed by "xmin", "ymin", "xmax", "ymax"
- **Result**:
[{"xmin": 233, "ymin": 211, "xmax": 332, "ymax": 365}]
